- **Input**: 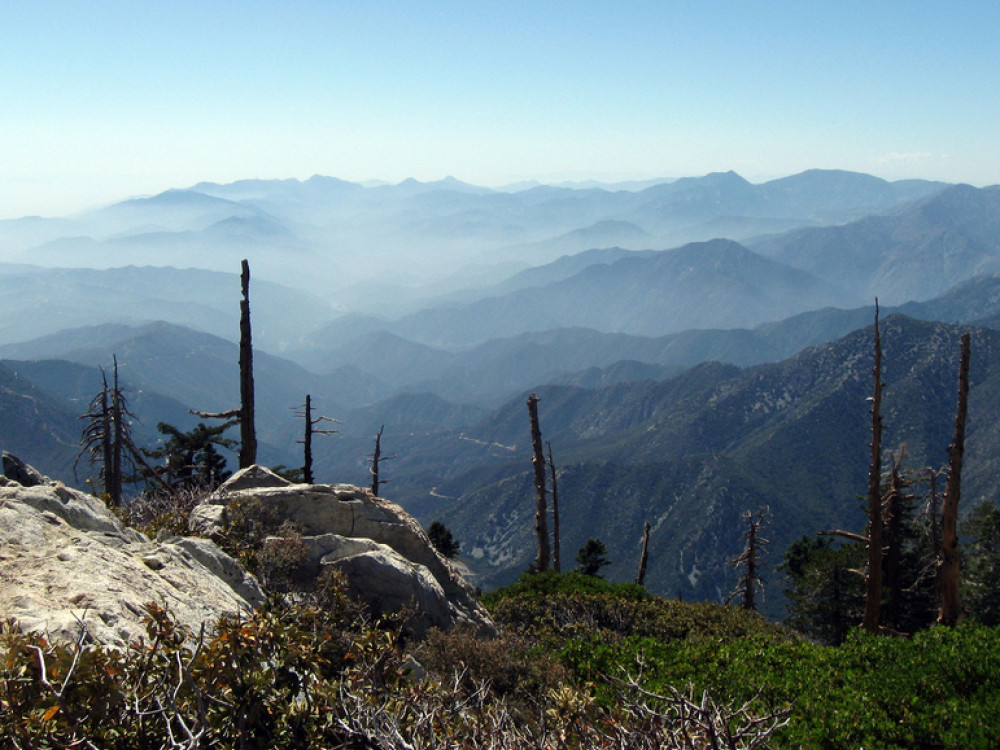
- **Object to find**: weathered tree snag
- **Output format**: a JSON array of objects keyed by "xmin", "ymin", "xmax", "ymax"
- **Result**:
[
  {"xmin": 99, "ymin": 370, "xmax": 113, "ymax": 498},
  {"xmin": 238, "ymin": 259, "xmax": 257, "ymax": 468},
  {"xmin": 921, "ymin": 468, "xmax": 943, "ymax": 562},
  {"xmin": 304, "ymin": 395, "xmax": 312, "ymax": 483},
  {"xmin": 727, "ymin": 508, "xmax": 769, "ymax": 611},
  {"xmin": 818, "ymin": 529, "xmax": 870, "ymax": 544},
  {"xmin": 939, "ymin": 332, "xmax": 971, "ymax": 627},
  {"xmin": 295, "ymin": 394, "xmax": 338, "ymax": 484},
  {"xmin": 743, "ymin": 513, "xmax": 761, "ymax": 611},
  {"xmin": 109, "ymin": 355, "xmax": 123, "ymax": 505},
  {"xmin": 187, "ymin": 261, "xmax": 256, "ymax": 471},
  {"xmin": 76, "ymin": 356, "xmax": 149, "ymax": 502},
  {"xmin": 547, "ymin": 441, "xmax": 561, "ymax": 572},
  {"xmin": 370, "ymin": 426, "xmax": 383, "ymax": 496},
  {"xmin": 368, "ymin": 425, "xmax": 395, "ymax": 496},
  {"xmin": 863, "ymin": 301, "xmax": 884, "ymax": 634},
  {"xmin": 527, "ymin": 393, "xmax": 550, "ymax": 572},
  {"xmin": 635, "ymin": 519, "xmax": 652, "ymax": 586},
  {"xmin": 882, "ymin": 452, "xmax": 911, "ymax": 630}
]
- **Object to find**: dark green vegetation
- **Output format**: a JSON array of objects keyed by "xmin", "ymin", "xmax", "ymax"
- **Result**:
[
  {"xmin": 426, "ymin": 520, "xmax": 461, "ymax": 559},
  {"xmin": 574, "ymin": 538, "xmax": 611, "ymax": 576},
  {"xmin": 4, "ymin": 570, "xmax": 998, "ymax": 748},
  {"xmin": 491, "ymin": 574, "xmax": 1000, "ymax": 748}
]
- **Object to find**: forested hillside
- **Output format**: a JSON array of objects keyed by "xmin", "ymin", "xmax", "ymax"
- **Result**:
[{"xmin": 430, "ymin": 317, "xmax": 1000, "ymax": 615}]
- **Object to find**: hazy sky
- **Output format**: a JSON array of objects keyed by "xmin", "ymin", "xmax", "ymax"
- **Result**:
[{"xmin": 3, "ymin": 1, "xmax": 999, "ymax": 219}]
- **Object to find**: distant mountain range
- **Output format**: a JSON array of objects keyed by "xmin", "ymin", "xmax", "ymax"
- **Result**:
[
  {"xmin": 752, "ymin": 184, "xmax": 1000, "ymax": 304},
  {"xmin": 302, "ymin": 183, "xmax": 1000, "ymax": 352},
  {"xmin": 0, "ymin": 169, "xmax": 977, "ymax": 361},
  {"xmin": 0, "ymin": 265, "xmax": 335, "ymax": 350},
  {"xmin": 0, "ymin": 321, "xmax": 385, "ymax": 475},
  {"xmin": 0, "ymin": 361, "xmax": 81, "ymax": 479},
  {"xmin": 0, "ymin": 169, "xmax": 946, "ymax": 313}
]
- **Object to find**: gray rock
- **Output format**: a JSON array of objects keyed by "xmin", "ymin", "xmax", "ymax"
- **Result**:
[
  {"xmin": 165, "ymin": 536, "xmax": 264, "ymax": 606},
  {"xmin": 2, "ymin": 451, "xmax": 49, "ymax": 487},
  {"xmin": 211, "ymin": 466, "xmax": 495, "ymax": 635},
  {"xmin": 0, "ymin": 482, "xmax": 262, "ymax": 647},
  {"xmin": 218, "ymin": 464, "xmax": 292, "ymax": 492},
  {"xmin": 189, "ymin": 503, "xmax": 228, "ymax": 539},
  {"xmin": 294, "ymin": 533, "xmax": 462, "ymax": 636},
  {"xmin": 323, "ymin": 545, "xmax": 453, "ymax": 637}
]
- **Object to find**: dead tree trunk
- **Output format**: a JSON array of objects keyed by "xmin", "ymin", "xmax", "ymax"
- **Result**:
[
  {"xmin": 921, "ymin": 467, "xmax": 943, "ymax": 561},
  {"xmin": 862, "ymin": 301, "xmax": 885, "ymax": 633},
  {"xmin": 99, "ymin": 371, "xmax": 113, "ymax": 499},
  {"xmin": 76, "ymin": 358, "xmax": 149, "ymax": 502},
  {"xmin": 238, "ymin": 259, "xmax": 257, "ymax": 468},
  {"xmin": 527, "ymin": 393, "xmax": 550, "ymax": 572},
  {"xmin": 296, "ymin": 394, "xmax": 338, "ymax": 484},
  {"xmin": 882, "ymin": 453, "xmax": 910, "ymax": 630},
  {"xmin": 635, "ymin": 520, "xmax": 652, "ymax": 586},
  {"xmin": 939, "ymin": 332, "xmax": 971, "ymax": 627},
  {"xmin": 302, "ymin": 394, "xmax": 313, "ymax": 483},
  {"xmin": 109, "ymin": 355, "xmax": 123, "ymax": 505},
  {"xmin": 547, "ymin": 441, "xmax": 561, "ymax": 572},
  {"xmin": 743, "ymin": 515, "xmax": 760, "ymax": 611},
  {"xmin": 368, "ymin": 425, "xmax": 395, "ymax": 497},
  {"xmin": 727, "ymin": 508, "xmax": 769, "ymax": 611},
  {"xmin": 370, "ymin": 426, "xmax": 383, "ymax": 496}
]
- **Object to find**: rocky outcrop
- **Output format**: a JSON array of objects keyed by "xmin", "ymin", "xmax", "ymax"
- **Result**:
[
  {"xmin": 206, "ymin": 466, "xmax": 495, "ymax": 636},
  {"xmin": 0, "ymin": 456, "xmax": 492, "ymax": 647},
  {"xmin": 3, "ymin": 450, "xmax": 49, "ymax": 487},
  {"xmin": 0, "ymin": 464, "xmax": 263, "ymax": 648}
]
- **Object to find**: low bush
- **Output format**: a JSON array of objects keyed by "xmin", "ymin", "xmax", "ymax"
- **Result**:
[
  {"xmin": 5, "ymin": 563, "xmax": 997, "ymax": 748},
  {"xmin": 117, "ymin": 482, "xmax": 214, "ymax": 538},
  {"xmin": 486, "ymin": 570, "xmax": 789, "ymax": 645},
  {"xmin": 0, "ymin": 597, "xmax": 789, "ymax": 749},
  {"xmin": 415, "ymin": 626, "xmax": 567, "ymax": 702}
]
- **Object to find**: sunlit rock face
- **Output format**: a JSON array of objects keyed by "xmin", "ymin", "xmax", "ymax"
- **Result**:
[
  {"xmin": 204, "ymin": 466, "xmax": 496, "ymax": 637},
  {"xmin": 0, "ymin": 460, "xmax": 263, "ymax": 648}
]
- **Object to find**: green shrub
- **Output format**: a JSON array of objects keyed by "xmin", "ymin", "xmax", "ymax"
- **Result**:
[
  {"xmin": 486, "ymin": 571, "xmax": 788, "ymax": 646},
  {"xmin": 562, "ymin": 623, "xmax": 1000, "ymax": 749}
]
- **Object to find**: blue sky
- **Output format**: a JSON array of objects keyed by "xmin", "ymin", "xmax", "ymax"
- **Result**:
[{"xmin": 2, "ymin": 1, "xmax": 999, "ymax": 218}]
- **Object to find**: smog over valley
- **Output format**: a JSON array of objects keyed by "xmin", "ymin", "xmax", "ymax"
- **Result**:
[{"xmin": 3, "ymin": 3, "xmax": 1000, "ymax": 745}]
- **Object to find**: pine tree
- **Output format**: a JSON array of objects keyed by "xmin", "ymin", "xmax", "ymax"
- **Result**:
[
  {"xmin": 427, "ymin": 521, "xmax": 461, "ymax": 559},
  {"xmin": 780, "ymin": 535, "xmax": 865, "ymax": 645},
  {"xmin": 962, "ymin": 502, "xmax": 1000, "ymax": 625},
  {"xmin": 143, "ymin": 422, "xmax": 236, "ymax": 490},
  {"xmin": 576, "ymin": 538, "xmax": 611, "ymax": 577}
]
